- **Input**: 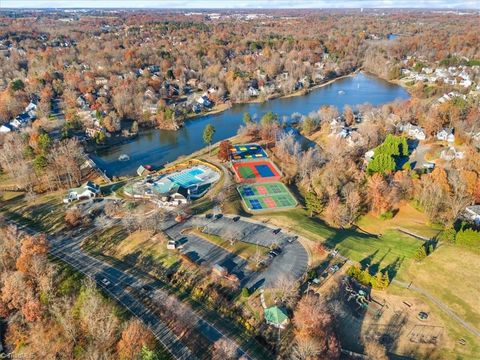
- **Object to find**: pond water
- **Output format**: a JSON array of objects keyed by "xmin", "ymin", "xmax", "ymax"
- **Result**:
[{"xmin": 91, "ymin": 72, "xmax": 410, "ymax": 177}]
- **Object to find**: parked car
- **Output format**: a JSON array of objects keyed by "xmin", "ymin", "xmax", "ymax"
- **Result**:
[
  {"xmin": 205, "ymin": 213, "xmax": 213, "ymax": 219},
  {"xmin": 167, "ymin": 240, "xmax": 177, "ymax": 250},
  {"xmin": 272, "ymin": 228, "xmax": 281, "ymax": 234},
  {"xmin": 214, "ymin": 213, "xmax": 223, "ymax": 219},
  {"xmin": 287, "ymin": 236, "xmax": 298, "ymax": 243},
  {"xmin": 232, "ymin": 216, "xmax": 240, "ymax": 222},
  {"xmin": 101, "ymin": 278, "xmax": 111, "ymax": 286},
  {"xmin": 329, "ymin": 264, "xmax": 340, "ymax": 273}
]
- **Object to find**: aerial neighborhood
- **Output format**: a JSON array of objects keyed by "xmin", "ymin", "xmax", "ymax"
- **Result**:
[{"xmin": 0, "ymin": 4, "xmax": 479, "ymax": 360}]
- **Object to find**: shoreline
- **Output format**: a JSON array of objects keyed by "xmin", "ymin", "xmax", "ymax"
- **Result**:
[
  {"xmin": 88, "ymin": 71, "xmax": 364, "ymax": 154},
  {"xmin": 183, "ymin": 69, "xmax": 363, "ymax": 124}
]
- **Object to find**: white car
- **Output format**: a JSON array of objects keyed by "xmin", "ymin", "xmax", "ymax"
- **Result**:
[{"xmin": 101, "ymin": 278, "xmax": 111, "ymax": 286}]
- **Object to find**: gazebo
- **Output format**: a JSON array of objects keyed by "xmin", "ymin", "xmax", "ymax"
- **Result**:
[{"xmin": 264, "ymin": 306, "xmax": 289, "ymax": 329}]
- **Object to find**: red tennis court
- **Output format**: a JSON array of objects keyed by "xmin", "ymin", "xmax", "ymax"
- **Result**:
[{"xmin": 232, "ymin": 160, "xmax": 282, "ymax": 183}]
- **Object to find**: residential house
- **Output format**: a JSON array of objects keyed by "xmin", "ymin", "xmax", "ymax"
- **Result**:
[
  {"xmin": 465, "ymin": 205, "xmax": 480, "ymax": 225},
  {"xmin": 0, "ymin": 123, "xmax": 12, "ymax": 133},
  {"xmin": 248, "ymin": 86, "xmax": 259, "ymax": 96},
  {"xmin": 264, "ymin": 306, "xmax": 289, "ymax": 329},
  {"xmin": 63, "ymin": 181, "xmax": 101, "ymax": 203},
  {"xmin": 400, "ymin": 123, "xmax": 426, "ymax": 141},
  {"xmin": 436, "ymin": 128, "xmax": 455, "ymax": 142},
  {"xmin": 440, "ymin": 146, "xmax": 464, "ymax": 161},
  {"xmin": 435, "ymin": 125, "xmax": 454, "ymax": 140}
]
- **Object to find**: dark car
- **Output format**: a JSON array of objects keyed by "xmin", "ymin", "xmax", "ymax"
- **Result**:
[
  {"xmin": 214, "ymin": 213, "xmax": 223, "ymax": 219},
  {"xmin": 272, "ymin": 228, "xmax": 281, "ymax": 234},
  {"xmin": 205, "ymin": 213, "xmax": 213, "ymax": 219},
  {"xmin": 232, "ymin": 216, "xmax": 240, "ymax": 222}
]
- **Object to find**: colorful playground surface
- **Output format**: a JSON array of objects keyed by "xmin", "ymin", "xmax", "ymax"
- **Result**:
[
  {"xmin": 232, "ymin": 160, "xmax": 282, "ymax": 183},
  {"xmin": 230, "ymin": 143, "xmax": 268, "ymax": 161},
  {"xmin": 237, "ymin": 182, "xmax": 297, "ymax": 212}
]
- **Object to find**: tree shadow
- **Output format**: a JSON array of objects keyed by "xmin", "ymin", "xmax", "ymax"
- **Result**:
[
  {"xmin": 360, "ymin": 250, "xmax": 379, "ymax": 271},
  {"xmin": 381, "ymin": 257, "xmax": 404, "ymax": 282}
]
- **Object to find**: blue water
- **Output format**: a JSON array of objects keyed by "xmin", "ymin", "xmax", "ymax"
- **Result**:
[
  {"xmin": 168, "ymin": 168, "xmax": 204, "ymax": 187},
  {"xmin": 91, "ymin": 72, "xmax": 410, "ymax": 177}
]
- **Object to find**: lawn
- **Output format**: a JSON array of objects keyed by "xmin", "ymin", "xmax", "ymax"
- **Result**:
[
  {"xmin": 0, "ymin": 190, "xmax": 66, "ymax": 234},
  {"xmin": 83, "ymin": 227, "xmax": 179, "ymax": 268},
  {"xmin": 357, "ymin": 202, "xmax": 443, "ymax": 238},
  {"xmin": 387, "ymin": 283, "xmax": 480, "ymax": 360},
  {"xmin": 253, "ymin": 209, "xmax": 422, "ymax": 277},
  {"xmin": 396, "ymin": 244, "xmax": 480, "ymax": 330}
]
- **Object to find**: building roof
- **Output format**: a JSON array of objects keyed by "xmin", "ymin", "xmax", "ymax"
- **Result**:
[
  {"xmin": 466, "ymin": 205, "xmax": 480, "ymax": 216},
  {"xmin": 264, "ymin": 306, "xmax": 288, "ymax": 326}
]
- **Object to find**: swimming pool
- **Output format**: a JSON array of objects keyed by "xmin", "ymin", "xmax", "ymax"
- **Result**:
[{"xmin": 167, "ymin": 167, "xmax": 206, "ymax": 188}]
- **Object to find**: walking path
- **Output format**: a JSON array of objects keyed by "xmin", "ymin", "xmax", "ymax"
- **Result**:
[{"xmin": 393, "ymin": 279, "xmax": 480, "ymax": 338}]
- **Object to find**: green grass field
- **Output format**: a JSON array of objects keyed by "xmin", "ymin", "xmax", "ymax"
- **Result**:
[{"xmin": 254, "ymin": 209, "xmax": 421, "ymax": 272}]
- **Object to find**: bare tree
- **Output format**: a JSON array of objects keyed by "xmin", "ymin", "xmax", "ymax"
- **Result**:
[
  {"xmin": 212, "ymin": 338, "xmax": 238, "ymax": 360},
  {"xmin": 274, "ymin": 274, "xmax": 299, "ymax": 307}
]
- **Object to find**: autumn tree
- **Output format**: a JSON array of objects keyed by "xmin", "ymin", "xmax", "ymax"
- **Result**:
[
  {"xmin": 117, "ymin": 319, "xmax": 156, "ymax": 360},
  {"xmin": 367, "ymin": 173, "xmax": 390, "ymax": 215},
  {"xmin": 217, "ymin": 140, "xmax": 232, "ymax": 162},
  {"xmin": 293, "ymin": 295, "xmax": 341, "ymax": 360}
]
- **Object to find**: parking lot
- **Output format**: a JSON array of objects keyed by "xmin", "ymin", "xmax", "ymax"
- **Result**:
[{"xmin": 165, "ymin": 215, "xmax": 309, "ymax": 290}]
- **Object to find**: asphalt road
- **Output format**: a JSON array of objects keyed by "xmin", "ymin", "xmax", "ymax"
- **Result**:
[{"xmin": 11, "ymin": 221, "xmax": 257, "ymax": 360}]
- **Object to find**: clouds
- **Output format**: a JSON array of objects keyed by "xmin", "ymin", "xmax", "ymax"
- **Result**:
[{"xmin": 2, "ymin": 0, "xmax": 480, "ymax": 9}]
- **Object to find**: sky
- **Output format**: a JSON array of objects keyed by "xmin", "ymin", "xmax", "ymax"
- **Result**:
[{"xmin": 1, "ymin": 0, "xmax": 480, "ymax": 9}]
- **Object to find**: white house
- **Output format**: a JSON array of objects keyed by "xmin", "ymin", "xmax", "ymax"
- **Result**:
[
  {"xmin": 400, "ymin": 123, "xmax": 426, "ymax": 141},
  {"xmin": 63, "ymin": 181, "xmax": 101, "ymax": 203},
  {"xmin": 465, "ymin": 205, "xmax": 480, "ymax": 225},
  {"xmin": 248, "ymin": 86, "xmax": 259, "ymax": 97},
  {"xmin": 0, "ymin": 124, "xmax": 12, "ymax": 133},
  {"xmin": 440, "ymin": 146, "xmax": 464, "ymax": 161},
  {"xmin": 436, "ymin": 128, "xmax": 455, "ymax": 142}
]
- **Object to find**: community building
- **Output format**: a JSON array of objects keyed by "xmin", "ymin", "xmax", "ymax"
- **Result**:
[
  {"xmin": 63, "ymin": 181, "xmax": 101, "ymax": 203},
  {"xmin": 124, "ymin": 164, "xmax": 220, "ymax": 208}
]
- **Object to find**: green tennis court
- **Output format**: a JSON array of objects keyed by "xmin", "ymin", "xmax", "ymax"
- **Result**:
[{"xmin": 237, "ymin": 182, "xmax": 297, "ymax": 212}]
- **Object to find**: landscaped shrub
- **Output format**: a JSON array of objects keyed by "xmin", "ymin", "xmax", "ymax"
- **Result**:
[
  {"xmin": 455, "ymin": 228, "xmax": 480, "ymax": 249},
  {"xmin": 241, "ymin": 287, "xmax": 250, "ymax": 298},
  {"xmin": 346, "ymin": 265, "xmax": 390, "ymax": 290},
  {"xmin": 367, "ymin": 134, "xmax": 409, "ymax": 175},
  {"xmin": 380, "ymin": 210, "xmax": 394, "ymax": 220}
]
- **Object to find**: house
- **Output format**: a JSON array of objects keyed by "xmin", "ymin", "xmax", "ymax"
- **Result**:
[
  {"xmin": 197, "ymin": 95, "xmax": 212, "ymax": 108},
  {"xmin": 0, "ymin": 123, "xmax": 12, "ymax": 133},
  {"xmin": 63, "ymin": 181, "xmax": 101, "ymax": 203},
  {"xmin": 436, "ymin": 128, "xmax": 455, "ymax": 142},
  {"xmin": 248, "ymin": 86, "xmax": 259, "ymax": 96},
  {"xmin": 465, "ymin": 205, "xmax": 480, "ymax": 225},
  {"xmin": 440, "ymin": 146, "xmax": 464, "ymax": 161},
  {"xmin": 400, "ymin": 123, "xmax": 426, "ymax": 141},
  {"xmin": 77, "ymin": 95, "xmax": 88, "ymax": 109},
  {"xmin": 264, "ymin": 306, "xmax": 289, "ymax": 329},
  {"xmin": 85, "ymin": 127, "xmax": 104, "ymax": 138}
]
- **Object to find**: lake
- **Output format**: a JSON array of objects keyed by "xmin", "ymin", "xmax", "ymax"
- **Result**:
[{"xmin": 90, "ymin": 72, "xmax": 410, "ymax": 177}]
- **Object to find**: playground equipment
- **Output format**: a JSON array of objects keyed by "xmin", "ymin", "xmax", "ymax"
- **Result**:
[{"xmin": 343, "ymin": 278, "xmax": 371, "ymax": 311}]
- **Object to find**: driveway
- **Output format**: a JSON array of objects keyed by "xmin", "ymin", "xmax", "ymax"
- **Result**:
[{"xmin": 410, "ymin": 143, "xmax": 434, "ymax": 170}]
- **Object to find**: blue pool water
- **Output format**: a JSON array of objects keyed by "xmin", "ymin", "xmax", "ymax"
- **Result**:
[{"xmin": 168, "ymin": 168, "xmax": 205, "ymax": 188}]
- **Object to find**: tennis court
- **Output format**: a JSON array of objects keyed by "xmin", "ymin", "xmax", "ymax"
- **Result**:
[
  {"xmin": 230, "ymin": 143, "xmax": 268, "ymax": 161},
  {"xmin": 232, "ymin": 160, "xmax": 281, "ymax": 183},
  {"xmin": 237, "ymin": 182, "xmax": 297, "ymax": 212}
]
